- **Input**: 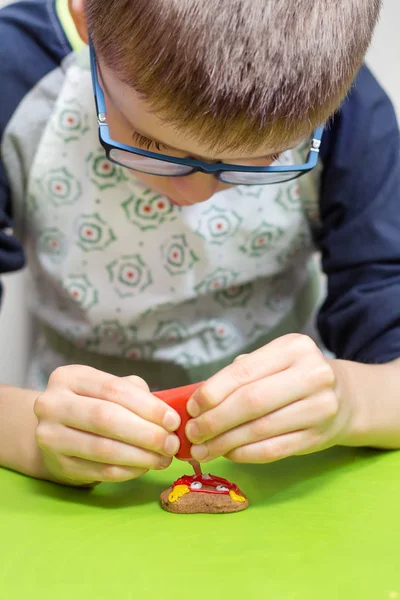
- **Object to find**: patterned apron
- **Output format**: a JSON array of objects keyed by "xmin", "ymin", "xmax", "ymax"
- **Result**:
[{"xmin": 20, "ymin": 49, "xmax": 321, "ymax": 389}]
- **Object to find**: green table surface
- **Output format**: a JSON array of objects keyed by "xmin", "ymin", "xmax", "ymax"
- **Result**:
[{"xmin": 1, "ymin": 448, "xmax": 399, "ymax": 600}]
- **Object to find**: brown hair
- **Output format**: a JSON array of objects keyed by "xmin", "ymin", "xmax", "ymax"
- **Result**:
[{"xmin": 85, "ymin": 0, "xmax": 381, "ymax": 153}]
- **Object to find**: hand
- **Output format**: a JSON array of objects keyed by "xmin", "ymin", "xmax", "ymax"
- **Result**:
[
  {"xmin": 34, "ymin": 366, "xmax": 181, "ymax": 486},
  {"xmin": 186, "ymin": 334, "xmax": 354, "ymax": 464}
]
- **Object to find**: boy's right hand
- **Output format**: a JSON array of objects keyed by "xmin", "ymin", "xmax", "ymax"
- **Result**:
[{"xmin": 34, "ymin": 365, "xmax": 181, "ymax": 487}]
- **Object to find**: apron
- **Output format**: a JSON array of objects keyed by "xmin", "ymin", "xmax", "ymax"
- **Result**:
[{"xmin": 20, "ymin": 49, "xmax": 321, "ymax": 389}]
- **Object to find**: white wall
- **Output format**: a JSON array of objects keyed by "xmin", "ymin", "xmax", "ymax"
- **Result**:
[{"xmin": 0, "ymin": 0, "xmax": 399, "ymax": 386}]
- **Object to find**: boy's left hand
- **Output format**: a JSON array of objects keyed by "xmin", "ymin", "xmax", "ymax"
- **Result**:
[{"xmin": 186, "ymin": 334, "xmax": 353, "ymax": 463}]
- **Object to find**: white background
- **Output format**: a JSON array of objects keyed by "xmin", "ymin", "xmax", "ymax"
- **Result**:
[{"xmin": 0, "ymin": 0, "xmax": 399, "ymax": 386}]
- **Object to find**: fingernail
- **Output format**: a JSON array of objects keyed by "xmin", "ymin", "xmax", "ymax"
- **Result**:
[
  {"xmin": 187, "ymin": 398, "xmax": 200, "ymax": 418},
  {"xmin": 186, "ymin": 422, "xmax": 202, "ymax": 443},
  {"xmin": 157, "ymin": 456, "xmax": 172, "ymax": 470},
  {"xmin": 163, "ymin": 410, "xmax": 181, "ymax": 432},
  {"xmin": 164, "ymin": 434, "xmax": 180, "ymax": 456},
  {"xmin": 191, "ymin": 444, "xmax": 209, "ymax": 461}
]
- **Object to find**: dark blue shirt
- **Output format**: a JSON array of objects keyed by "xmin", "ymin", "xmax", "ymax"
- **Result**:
[{"xmin": 1, "ymin": 0, "xmax": 400, "ymax": 364}]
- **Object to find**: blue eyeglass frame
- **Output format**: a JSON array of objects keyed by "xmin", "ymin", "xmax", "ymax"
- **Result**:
[{"xmin": 89, "ymin": 38, "xmax": 324, "ymax": 182}]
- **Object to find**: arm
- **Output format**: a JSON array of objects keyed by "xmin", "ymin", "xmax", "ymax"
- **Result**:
[
  {"xmin": 331, "ymin": 358, "xmax": 400, "ymax": 449},
  {"xmin": 0, "ymin": 385, "xmax": 49, "ymax": 478},
  {"xmin": 184, "ymin": 68, "xmax": 400, "ymax": 464},
  {"xmin": 317, "ymin": 66, "xmax": 400, "ymax": 449}
]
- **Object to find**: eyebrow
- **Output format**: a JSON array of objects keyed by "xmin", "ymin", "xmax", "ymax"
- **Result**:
[{"xmin": 99, "ymin": 65, "xmax": 290, "ymax": 162}]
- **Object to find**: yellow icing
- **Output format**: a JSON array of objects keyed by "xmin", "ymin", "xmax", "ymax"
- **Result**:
[
  {"xmin": 168, "ymin": 485, "xmax": 190, "ymax": 503},
  {"xmin": 229, "ymin": 490, "xmax": 246, "ymax": 503}
]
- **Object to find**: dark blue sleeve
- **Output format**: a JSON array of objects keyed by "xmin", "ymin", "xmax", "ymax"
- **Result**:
[
  {"xmin": 0, "ymin": 0, "xmax": 71, "ymax": 300},
  {"xmin": 317, "ymin": 66, "xmax": 400, "ymax": 364}
]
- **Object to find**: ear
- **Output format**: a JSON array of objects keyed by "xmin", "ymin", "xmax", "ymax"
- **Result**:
[{"xmin": 68, "ymin": 0, "xmax": 89, "ymax": 45}]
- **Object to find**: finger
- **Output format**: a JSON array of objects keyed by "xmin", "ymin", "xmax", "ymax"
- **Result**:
[
  {"xmin": 225, "ymin": 430, "xmax": 318, "ymax": 464},
  {"xmin": 122, "ymin": 375, "xmax": 150, "ymax": 391},
  {"xmin": 37, "ymin": 397, "xmax": 180, "ymax": 457},
  {"xmin": 187, "ymin": 334, "xmax": 320, "ymax": 417},
  {"xmin": 58, "ymin": 455, "xmax": 149, "ymax": 483},
  {"xmin": 186, "ymin": 361, "xmax": 335, "ymax": 444},
  {"xmin": 47, "ymin": 366, "xmax": 180, "ymax": 431},
  {"xmin": 37, "ymin": 423, "xmax": 173, "ymax": 470},
  {"xmin": 190, "ymin": 392, "xmax": 338, "ymax": 462}
]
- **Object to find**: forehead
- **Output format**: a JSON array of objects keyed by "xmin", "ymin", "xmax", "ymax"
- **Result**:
[{"xmin": 99, "ymin": 60, "xmax": 304, "ymax": 161}]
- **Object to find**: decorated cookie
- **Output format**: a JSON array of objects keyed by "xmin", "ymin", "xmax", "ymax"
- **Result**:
[{"xmin": 160, "ymin": 473, "xmax": 248, "ymax": 514}]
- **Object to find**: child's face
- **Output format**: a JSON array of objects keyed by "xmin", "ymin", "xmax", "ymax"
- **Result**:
[{"xmin": 99, "ymin": 61, "xmax": 287, "ymax": 206}]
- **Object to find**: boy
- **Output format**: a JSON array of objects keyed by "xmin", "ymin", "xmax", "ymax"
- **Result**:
[{"xmin": 1, "ymin": 0, "xmax": 400, "ymax": 488}]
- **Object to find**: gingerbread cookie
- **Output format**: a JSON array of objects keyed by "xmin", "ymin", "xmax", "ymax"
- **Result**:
[{"xmin": 160, "ymin": 473, "xmax": 248, "ymax": 514}]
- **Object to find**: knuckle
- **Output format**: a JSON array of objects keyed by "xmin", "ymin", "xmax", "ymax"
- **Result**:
[
  {"xmin": 290, "ymin": 334, "xmax": 318, "ymax": 356},
  {"xmin": 125, "ymin": 375, "xmax": 149, "ymax": 391},
  {"xmin": 57, "ymin": 454, "xmax": 73, "ymax": 475},
  {"xmin": 35, "ymin": 423, "xmax": 54, "ymax": 449},
  {"xmin": 48, "ymin": 365, "xmax": 73, "ymax": 387},
  {"xmin": 198, "ymin": 412, "xmax": 218, "ymax": 439},
  {"xmin": 230, "ymin": 360, "xmax": 257, "ymax": 385},
  {"xmin": 90, "ymin": 402, "xmax": 116, "ymax": 431},
  {"xmin": 100, "ymin": 378, "xmax": 127, "ymax": 403},
  {"xmin": 250, "ymin": 415, "xmax": 270, "ymax": 440},
  {"xmin": 100, "ymin": 464, "xmax": 130, "ymax": 482},
  {"xmin": 321, "ymin": 392, "xmax": 339, "ymax": 419},
  {"xmin": 148, "ymin": 428, "xmax": 168, "ymax": 452},
  {"xmin": 315, "ymin": 362, "xmax": 336, "ymax": 388},
  {"xmin": 262, "ymin": 439, "xmax": 289, "ymax": 462},
  {"xmin": 91, "ymin": 437, "xmax": 115, "ymax": 461},
  {"xmin": 34, "ymin": 393, "xmax": 51, "ymax": 419},
  {"xmin": 246, "ymin": 386, "xmax": 265, "ymax": 417},
  {"xmin": 307, "ymin": 361, "xmax": 336, "ymax": 390}
]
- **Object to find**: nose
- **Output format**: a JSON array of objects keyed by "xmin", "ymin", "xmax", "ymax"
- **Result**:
[{"xmin": 170, "ymin": 172, "xmax": 220, "ymax": 204}]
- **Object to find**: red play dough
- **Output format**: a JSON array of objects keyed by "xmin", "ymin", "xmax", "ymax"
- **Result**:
[{"xmin": 154, "ymin": 382, "xmax": 203, "ymax": 459}]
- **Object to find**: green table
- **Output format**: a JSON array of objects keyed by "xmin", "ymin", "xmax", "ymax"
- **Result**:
[{"xmin": 1, "ymin": 448, "xmax": 399, "ymax": 600}]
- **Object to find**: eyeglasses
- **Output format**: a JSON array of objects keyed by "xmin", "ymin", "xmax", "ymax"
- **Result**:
[{"xmin": 89, "ymin": 39, "xmax": 323, "ymax": 186}]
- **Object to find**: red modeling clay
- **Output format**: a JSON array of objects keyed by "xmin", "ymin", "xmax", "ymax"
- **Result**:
[{"xmin": 154, "ymin": 382, "xmax": 203, "ymax": 460}]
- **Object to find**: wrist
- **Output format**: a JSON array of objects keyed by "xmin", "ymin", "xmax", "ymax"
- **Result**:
[
  {"xmin": 328, "ymin": 357, "xmax": 400, "ymax": 449},
  {"xmin": 328, "ymin": 359, "xmax": 373, "ymax": 447}
]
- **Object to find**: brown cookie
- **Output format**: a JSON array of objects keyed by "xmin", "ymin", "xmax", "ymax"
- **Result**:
[{"xmin": 160, "ymin": 486, "xmax": 249, "ymax": 514}]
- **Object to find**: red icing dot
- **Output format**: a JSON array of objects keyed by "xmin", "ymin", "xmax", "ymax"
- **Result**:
[{"xmin": 173, "ymin": 474, "xmax": 240, "ymax": 496}]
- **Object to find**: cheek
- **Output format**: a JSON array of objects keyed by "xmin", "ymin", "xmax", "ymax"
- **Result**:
[
  {"xmin": 132, "ymin": 172, "xmax": 174, "ymax": 195},
  {"xmin": 217, "ymin": 181, "xmax": 235, "ymax": 193}
]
